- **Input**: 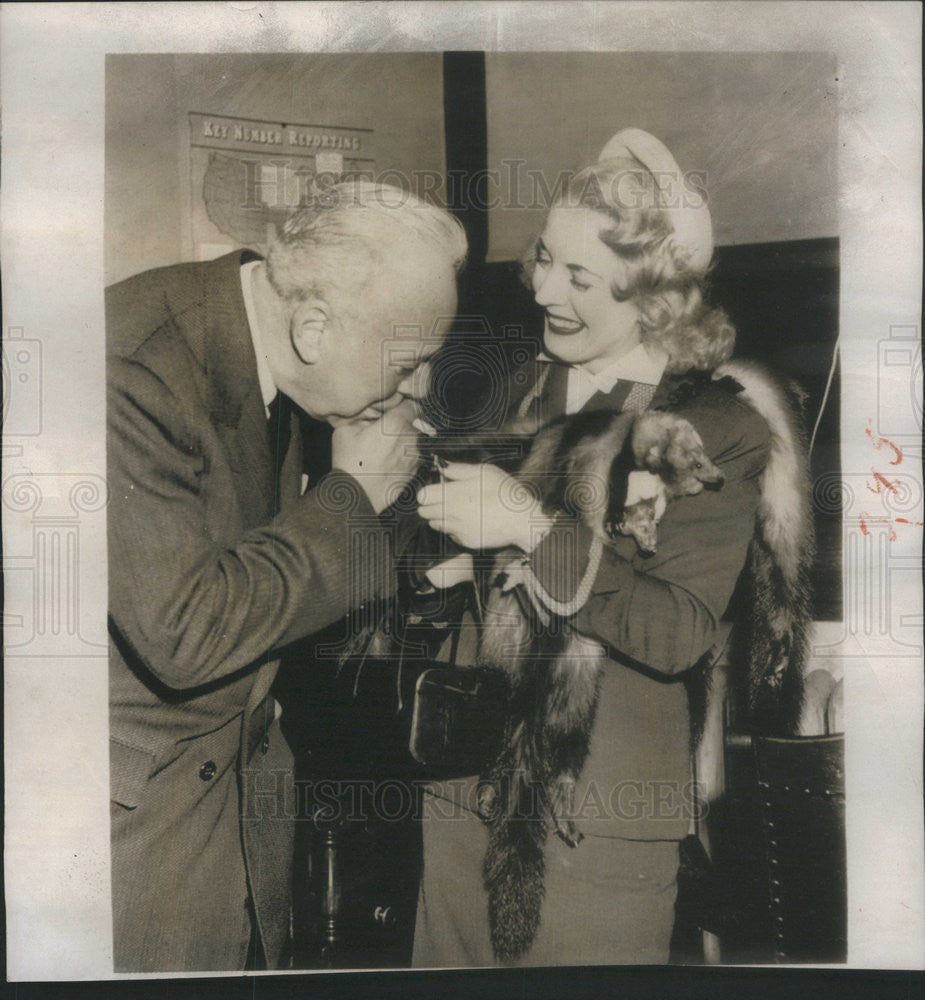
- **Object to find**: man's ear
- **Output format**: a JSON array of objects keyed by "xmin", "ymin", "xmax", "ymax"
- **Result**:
[{"xmin": 290, "ymin": 300, "xmax": 329, "ymax": 365}]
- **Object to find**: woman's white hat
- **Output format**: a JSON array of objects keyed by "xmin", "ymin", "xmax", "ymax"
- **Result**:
[{"xmin": 599, "ymin": 128, "xmax": 713, "ymax": 272}]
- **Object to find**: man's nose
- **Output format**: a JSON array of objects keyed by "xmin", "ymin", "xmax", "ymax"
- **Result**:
[{"xmin": 399, "ymin": 360, "xmax": 433, "ymax": 401}]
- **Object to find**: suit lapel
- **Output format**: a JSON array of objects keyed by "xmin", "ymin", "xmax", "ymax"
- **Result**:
[
  {"xmin": 200, "ymin": 250, "xmax": 263, "ymax": 429},
  {"xmin": 649, "ymin": 371, "xmax": 690, "ymax": 411},
  {"xmin": 219, "ymin": 385, "xmax": 277, "ymax": 527},
  {"xmin": 225, "ymin": 392, "xmax": 307, "ymax": 523},
  {"xmin": 194, "ymin": 251, "xmax": 281, "ymax": 528},
  {"xmin": 278, "ymin": 407, "xmax": 304, "ymax": 511}
]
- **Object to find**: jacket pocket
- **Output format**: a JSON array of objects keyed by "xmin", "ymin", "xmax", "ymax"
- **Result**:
[{"xmin": 110, "ymin": 737, "xmax": 157, "ymax": 809}]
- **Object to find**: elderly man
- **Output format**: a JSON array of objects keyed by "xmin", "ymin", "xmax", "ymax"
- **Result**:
[{"xmin": 107, "ymin": 182, "xmax": 466, "ymax": 972}]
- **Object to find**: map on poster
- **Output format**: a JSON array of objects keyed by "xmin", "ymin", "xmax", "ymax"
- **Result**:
[{"xmin": 188, "ymin": 111, "xmax": 374, "ymax": 247}]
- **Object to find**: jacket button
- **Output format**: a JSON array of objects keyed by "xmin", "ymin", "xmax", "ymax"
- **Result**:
[
  {"xmin": 199, "ymin": 760, "xmax": 217, "ymax": 781},
  {"xmin": 261, "ymin": 734, "xmax": 270, "ymax": 755}
]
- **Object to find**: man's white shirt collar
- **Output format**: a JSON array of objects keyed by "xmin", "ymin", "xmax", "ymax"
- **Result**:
[
  {"xmin": 240, "ymin": 260, "xmax": 277, "ymax": 415},
  {"xmin": 537, "ymin": 344, "xmax": 668, "ymax": 414}
]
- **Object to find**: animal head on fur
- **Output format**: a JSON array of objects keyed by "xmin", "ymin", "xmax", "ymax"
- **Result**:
[
  {"xmin": 610, "ymin": 495, "xmax": 660, "ymax": 553},
  {"xmin": 510, "ymin": 408, "xmax": 726, "ymax": 555},
  {"xmin": 630, "ymin": 411, "xmax": 724, "ymax": 496},
  {"xmin": 607, "ymin": 472, "xmax": 668, "ymax": 554}
]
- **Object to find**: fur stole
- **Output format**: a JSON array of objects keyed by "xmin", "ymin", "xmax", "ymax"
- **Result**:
[
  {"xmin": 716, "ymin": 360, "xmax": 816, "ymax": 735},
  {"xmin": 475, "ymin": 361, "xmax": 815, "ymax": 961}
]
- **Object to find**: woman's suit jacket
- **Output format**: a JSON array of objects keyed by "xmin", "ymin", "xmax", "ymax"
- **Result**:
[
  {"xmin": 413, "ymin": 358, "xmax": 772, "ymax": 967},
  {"xmin": 421, "ymin": 358, "xmax": 770, "ymax": 834},
  {"xmin": 107, "ymin": 250, "xmax": 393, "ymax": 971}
]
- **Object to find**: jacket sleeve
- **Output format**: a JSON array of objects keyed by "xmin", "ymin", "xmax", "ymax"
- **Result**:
[
  {"xmin": 108, "ymin": 358, "xmax": 395, "ymax": 691},
  {"xmin": 529, "ymin": 394, "xmax": 770, "ymax": 676}
]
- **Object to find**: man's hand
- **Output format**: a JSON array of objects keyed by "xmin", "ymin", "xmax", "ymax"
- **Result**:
[
  {"xmin": 332, "ymin": 394, "xmax": 420, "ymax": 514},
  {"xmin": 416, "ymin": 462, "xmax": 554, "ymax": 551}
]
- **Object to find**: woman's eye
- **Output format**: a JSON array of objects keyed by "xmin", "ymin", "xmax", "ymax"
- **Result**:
[
  {"xmin": 535, "ymin": 254, "xmax": 551, "ymax": 268},
  {"xmin": 570, "ymin": 278, "xmax": 590, "ymax": 291}
]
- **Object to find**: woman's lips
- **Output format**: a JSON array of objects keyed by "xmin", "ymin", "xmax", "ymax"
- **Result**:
[{"xmin": 545, "ymin": 312, "xmax": 585, "ymax": 336}]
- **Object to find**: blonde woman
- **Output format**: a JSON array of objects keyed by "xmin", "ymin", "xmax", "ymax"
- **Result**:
[{"xmin": 413, "ymin": 130, "xmax": 805, "ymax": 967}]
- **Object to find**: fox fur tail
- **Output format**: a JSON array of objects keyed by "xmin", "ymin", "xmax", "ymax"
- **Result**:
[
  {"xmin": 715, "ymin": 360, "xmax": 816, "ymax": 735},
  {"xmin": 481, "ymin": 747, "xmax": 549, "ymax": 963}
]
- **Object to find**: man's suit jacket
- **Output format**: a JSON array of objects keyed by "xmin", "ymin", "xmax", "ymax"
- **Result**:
[{"xmin": 107, "ymin": 250, "xmax": 392, "ymax": 971}]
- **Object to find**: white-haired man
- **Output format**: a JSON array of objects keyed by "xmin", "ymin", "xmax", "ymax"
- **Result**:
[{"xmin": 107, "ymin": 183, "xmax": 466, "ymax": 972}]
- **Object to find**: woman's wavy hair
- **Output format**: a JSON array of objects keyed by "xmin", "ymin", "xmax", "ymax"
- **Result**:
[{"xmin": 521, "ymin": 158, "xmax": 735, "ymax": 373}]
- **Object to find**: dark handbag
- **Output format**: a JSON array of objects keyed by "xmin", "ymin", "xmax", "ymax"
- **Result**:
[
  {"xmin": 409, "ymin": 664, "xmax": 506, "ymax": 770},
  {"xmin": 331, "ymin": 572, "xmax": 508, "ymax": 777},
  {"xmin": 404, "ymin": 574, "xmax": 507, "ymax": 772}
]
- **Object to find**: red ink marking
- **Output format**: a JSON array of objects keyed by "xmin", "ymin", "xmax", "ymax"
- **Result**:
[
  {"xmin": 867, "ymin": 470, "xmax": 901, "ymax": 495},
  {"xmin": 895, "ymin": 518, "xmax": 924, "ymax": 527},
  {"xmin": 865, "ymin": 421, "xmax": 903, "ymax": 464},
  {"xmin": 859, "ymin": 511, "xmax": 898, "ymax": 541}
]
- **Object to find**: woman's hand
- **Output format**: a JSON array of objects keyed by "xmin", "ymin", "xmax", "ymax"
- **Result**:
[{"xmin": 416, "ymin": 462, "xmax": 555, "ymax": 551}]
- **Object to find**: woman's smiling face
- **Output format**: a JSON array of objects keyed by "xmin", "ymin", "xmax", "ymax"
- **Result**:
[{"xmin": 531, "ymin": 205, "xmax": 642, "ymax": 373}]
